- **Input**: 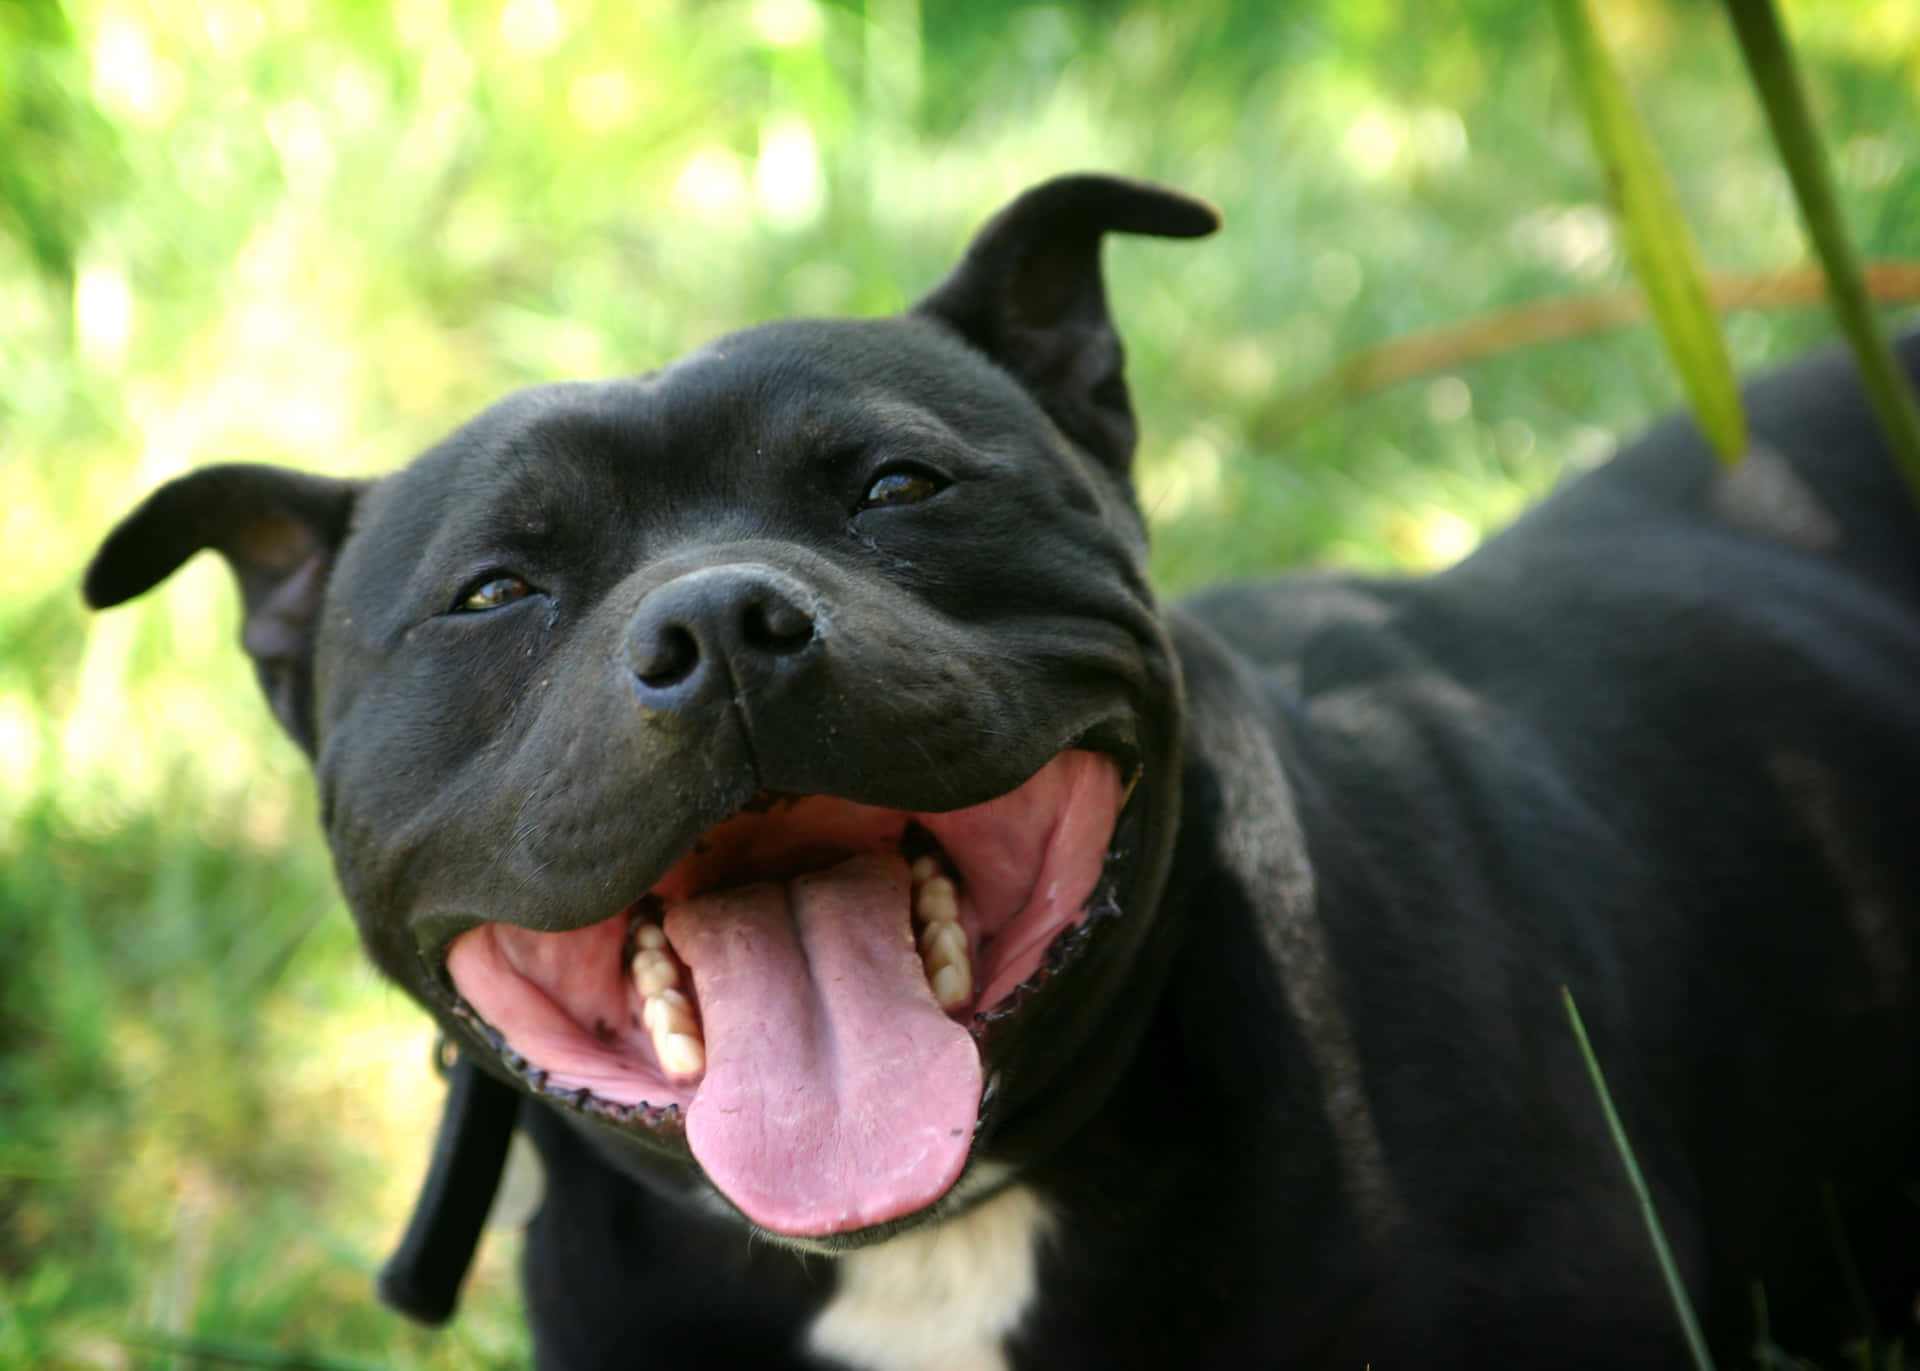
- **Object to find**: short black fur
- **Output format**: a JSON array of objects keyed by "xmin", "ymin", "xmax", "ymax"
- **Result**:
[{"xmin": 87, "ymin": 175, "xmax": 1920, "ymax": 1369}]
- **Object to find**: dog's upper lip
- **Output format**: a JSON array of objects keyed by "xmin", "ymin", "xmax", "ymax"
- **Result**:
[{"xmin": 412, "ymin": 715, "xmax": 1140, "ymax": 972}]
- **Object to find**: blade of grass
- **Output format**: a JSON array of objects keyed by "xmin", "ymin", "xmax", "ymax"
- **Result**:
[
  {"xmin": 1817, "ymin": 1179, "xmax": 1882, "ymax": 1367},
  {"xmin": 1751, "ymin": 1281, "xmax": 1774, "ymax": 1367},
  {"xmin": 1722, "ymin": 0, "xmax": 1920, "ymax": 510},
  {"xmin": 117, "ymin": 1331, "xmax": 388, "ymax": 1371},
  {"xmin": 1561, "ymin": 986, "xmax": 1717, "ymax": 1371},
  {"xmin": 1550, "ymin": 0, "xmax": 1748, "ymax": 463}
]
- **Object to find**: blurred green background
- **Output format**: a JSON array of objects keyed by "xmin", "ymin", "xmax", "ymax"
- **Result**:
[{"xmin": 2, "ymin": 0, "xmax": 1916, "ymax": 1365}]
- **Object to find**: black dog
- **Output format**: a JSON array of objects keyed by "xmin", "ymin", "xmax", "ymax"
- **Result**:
[{"xmin": 87, "ymin": 175, "xmax": 1920, "ymax": 1368}]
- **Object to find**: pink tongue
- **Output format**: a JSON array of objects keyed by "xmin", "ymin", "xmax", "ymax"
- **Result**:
[{"xmin": 662, "ymin": 851, "xmax": 982, "ymax": 1236}]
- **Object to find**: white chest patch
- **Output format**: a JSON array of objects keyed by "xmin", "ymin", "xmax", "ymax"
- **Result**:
[{"xmin": 807, "ymin": 1183, "xmax": 1053, "ymax": 1371}]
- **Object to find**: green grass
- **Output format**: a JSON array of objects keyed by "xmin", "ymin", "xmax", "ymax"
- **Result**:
[
  {"xmin": 2, "ymin": 1, "xmax": 1916, "ymax": 1365},
  {"xmin": 1564, "ymin": 987, "xmax": 1717, "ymax": 1371}
]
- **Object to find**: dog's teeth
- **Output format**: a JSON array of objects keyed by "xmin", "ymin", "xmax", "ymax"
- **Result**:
[
  {"xmin": 920, "ymin": 921, "xmax": 971, "ymax": 1010},
  {"xmin": 910, "ymin": 870, "xmax": 969, "ymax": 1010},
  {"xmin": 642, "ymin": 987, "xmax": 697, "ymax": 1035},
  {"xmin": 914, "ymin": 873, "xmax": 959, "ymax": 926},
  {"xmin": 920, "ymin": 919, "xmax": 967, "ymax": 964},
  {"xmin": 630, "ymin": 924, "xmax": 689, "ymax": 1007},
  {"xmin": 640, "ymin": 987, "xmax": 705, "ymax": 1078},
  {"xmin": 631, "ymin": 947, "xmax": 680, "ymax": 997},
  {"xmin": 930, "ymin": 961, "xmax": 971, "ymax": 1011},
  {"xmin": 657, "ymin": 1030, "xmax": 705, "ymax": 1079}
]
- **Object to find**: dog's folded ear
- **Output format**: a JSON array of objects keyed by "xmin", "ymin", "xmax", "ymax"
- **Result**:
[
  {"xmin": 913, "ymin": 173, "xmax": 1218, "ymax": 473},
  {"xmin": 84, "ymin": 463, "xmax": 364, "ymax": 754}
]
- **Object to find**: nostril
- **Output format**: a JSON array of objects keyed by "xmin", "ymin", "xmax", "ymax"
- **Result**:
[
  {"xmin": 742, "ymin": 595, "xmax": 815, "ymax": 655},
  {"xmin": 629, "ymin": 568, "xmax": 817, "ymax": 705},
  {"xmin": 634, "ymin": 623, "xmax": 701, "ymax": 688}
]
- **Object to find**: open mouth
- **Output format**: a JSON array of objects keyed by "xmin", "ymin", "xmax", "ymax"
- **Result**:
[{"xmin": 443, "ymin": 749, "xmax": 1128, "ymax": 1237}]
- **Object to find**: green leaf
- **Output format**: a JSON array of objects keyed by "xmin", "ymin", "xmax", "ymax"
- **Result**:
[
  {"xmin": 1724, "ymin": 0, "xmax": 1920, "ymax": 511},
  {"xmin": 1551, "ymin": 0, "xmax": 1748, "ymax": 463}
]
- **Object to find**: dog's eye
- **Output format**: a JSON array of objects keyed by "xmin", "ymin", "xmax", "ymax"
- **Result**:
[
  {"xmin": 858, "ymin": 466, "xmax": 945, "ymax": 511},
  {"xmin": 456, "ymin": 574, "xmax": 533, "ymax": 612}
]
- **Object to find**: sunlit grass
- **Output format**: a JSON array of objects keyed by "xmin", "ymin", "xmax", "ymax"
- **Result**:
[{"xmin": 3, "ymin": 0, "xmax": 1916, "ymax": 1365}]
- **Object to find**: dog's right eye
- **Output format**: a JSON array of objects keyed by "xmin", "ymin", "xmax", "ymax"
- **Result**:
[
  {"xmin": 455, "ymin": 574, "xmax": 534, "ymax": 613},
  {"xmin": 857, "ymin": 465, "xmax": 946, "ymax": 511}
]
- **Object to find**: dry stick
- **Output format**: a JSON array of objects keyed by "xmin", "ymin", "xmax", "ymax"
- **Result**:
[
  {"xmin": 1255, "ymin": 261, "xmax": 1920, "ymax": 444},
  {"xmin": 1725, "ymin": 0, "xmax": 1920, "ymax": 510}
]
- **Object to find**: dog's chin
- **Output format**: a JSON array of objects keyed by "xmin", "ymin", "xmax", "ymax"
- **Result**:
[{"xmin": 439, "ymin": 747, "xmax": 1141, "ymax": 1241}]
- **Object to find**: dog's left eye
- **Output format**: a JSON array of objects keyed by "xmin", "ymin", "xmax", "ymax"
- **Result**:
[
  {"xmin": 858, "ymin": 466, "xmax": 945, "ymax": 511},
  {"xmin": 456, "ymin": 574, "xmax": 534, "ymax": 612}
]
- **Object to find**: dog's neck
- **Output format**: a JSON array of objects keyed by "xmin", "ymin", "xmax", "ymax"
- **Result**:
[{"xmin": 1168, "ymin": 609, "xmax": 1405, "ymax": 1248}]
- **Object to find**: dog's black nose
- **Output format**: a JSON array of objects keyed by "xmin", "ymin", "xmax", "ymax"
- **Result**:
[{"xmin": 627, "ymin": 565, "xmax": 819, "ymax": 708}]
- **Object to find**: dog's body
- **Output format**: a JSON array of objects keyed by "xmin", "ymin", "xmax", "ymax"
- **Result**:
[{"xmin": 88, "ymin": 177, "xmax": 1920, "ymax": 1368}]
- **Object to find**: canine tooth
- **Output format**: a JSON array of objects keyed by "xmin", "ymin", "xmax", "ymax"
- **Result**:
[
  {"xmin": 657, "ymin": 1030, "xmax": 705, "ymax": 1078},
  {"xmin": 635, "ymin": 923, "xmax": 667, "ymax": 952},
  {"xmin": 631, "ymin": 947, "xmax": 680, "ymax": 997},
  {"xmin": 910, "ymin": 855, "xmax": 941, "ymax": 886},
  {"xmin": 914, "ymin": 873, "xmax": 958, "ymax": 926},
  {"xmin": 930, "ymin": 960, "xmax": 971, "ymax": 1010}
]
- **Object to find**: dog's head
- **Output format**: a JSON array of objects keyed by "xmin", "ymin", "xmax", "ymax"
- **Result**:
[{"xmin": 86, "ymin": 175, "xmax": 1217, "ymax": 1247}]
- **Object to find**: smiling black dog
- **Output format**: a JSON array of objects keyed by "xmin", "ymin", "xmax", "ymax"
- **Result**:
[{"xmin": 87, "ymin": 175, "xmax": 1920, "ymax": 1368}]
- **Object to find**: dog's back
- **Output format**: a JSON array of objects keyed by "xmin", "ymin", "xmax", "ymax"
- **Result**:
[{"xmin": 1175, "ymin": 332, "xmax": 1920, "ymax": 1359}]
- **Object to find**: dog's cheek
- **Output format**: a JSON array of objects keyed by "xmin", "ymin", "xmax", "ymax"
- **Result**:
[
  {"xmin": 324, "ymin": 613, "xmax": 560, "ymax": 782},
  {"xmin": 311, "ymin": 642, "xmax": 546, "ymax": 995}
]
